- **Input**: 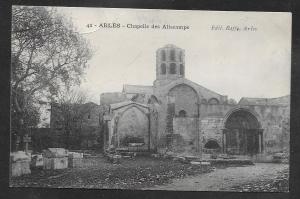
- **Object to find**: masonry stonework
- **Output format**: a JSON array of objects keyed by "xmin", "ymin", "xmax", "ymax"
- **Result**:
[{"xmin": 100, "ymin": 44, "xmax": 290, "ymax": 158}]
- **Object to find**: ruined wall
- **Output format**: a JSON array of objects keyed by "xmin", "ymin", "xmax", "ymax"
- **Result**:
[
  {"xmin": 100, "ymin": 92, "xmax": 127, "ymax": 105},
  {"xmin": 117, "ymin": 106, "xmax": 149, "ymax": 149},
  {"xmin": 168, "ymin": 84, "xmax": 199, "ymax": 116},
  {"xmin": 200, "ymin": 116, "xmax": 224, "ymax": 149},
  {"xmin": 81, "ymin": 104, "xmax": 102, "ymax": 127},
  {"xmin": 198, "ymin": 103, "xmax": 290, "ymax": 154},
  {"xmin": 173, "ymin": 117, "xmax": 198, "ymax": 153},
  {"xmin": 50, "ymin": 102, "xmax": 101, "ymax": 129},
  {"xmin": 250, "ymin": 105, "xmax": 290, "ymax": 153},
  {"xmin": 107, "ymin": 105, "xmax": 150, "ymax": 150}
]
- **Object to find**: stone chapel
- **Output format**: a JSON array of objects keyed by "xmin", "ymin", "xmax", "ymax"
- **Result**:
[{"xmin": 100, "ymin": 44, "xmax": 290, "ymax": 158}]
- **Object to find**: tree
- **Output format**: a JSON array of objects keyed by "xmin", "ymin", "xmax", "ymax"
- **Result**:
[
  {"xmin": 52, "ymin": 89, "xmax": 94, "ymax": 149},
  {"xmin": 11, "ymin": 6, "xmax": 92, "ymax": 149}
]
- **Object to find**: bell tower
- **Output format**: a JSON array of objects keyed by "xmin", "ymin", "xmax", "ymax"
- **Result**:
[{"xmin": 155, "ymin": 44, "xmax": 185, "ymax": 86}]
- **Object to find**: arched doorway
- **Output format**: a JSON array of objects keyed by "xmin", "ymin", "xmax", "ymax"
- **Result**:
[
  {"xmin": 223, "ymin": 109, "xmax": 263, "ymax": 155},
  {"xmin": 204, "ymin": 139, "xmax": 221, "ymax": 153},
  {"xmin": 116, "ymin": 106, "xmax": 150, "ymax": 150}
]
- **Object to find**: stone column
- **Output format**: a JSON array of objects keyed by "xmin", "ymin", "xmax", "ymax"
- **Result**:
[
  {"xmin": 236, "ymin": 129, "xmax": 240, "ymax": 154},
  {"xmin": 222, "ymin": 129, "xmax": 227, "ymax": 153},
  {"xmin": 258, "ymin": 131, "xmax": 262, "ymax": 153}
]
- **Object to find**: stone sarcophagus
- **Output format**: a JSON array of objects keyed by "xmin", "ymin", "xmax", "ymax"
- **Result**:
[
  {"xmin": 68, "ymin": 152, "xmax": 84, "ymax": 168},
  {"xmin": 43, "ymin": 148, "xmax": 68, "ymax": 170},
  {"xmin": 31, "ymin": 154, "xmax": 44, "ymax": 168},
  {"xmin": 10, "ymin": 151, "xmax": 31, "ymax": 177}
]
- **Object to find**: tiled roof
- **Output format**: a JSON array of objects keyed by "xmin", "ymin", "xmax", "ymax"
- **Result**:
[
  {"xmin": 110, "ymin": 101, "xmax": 149, "ymax": 110},
  {"xmin": 239, "ymin": 95, "xmax": 290, "ymax": 106}
]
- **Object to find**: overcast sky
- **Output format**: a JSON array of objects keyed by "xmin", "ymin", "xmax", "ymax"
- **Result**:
[{"xmin": 56, "ymin": 7, "xmax": 291, "ymax": 104}]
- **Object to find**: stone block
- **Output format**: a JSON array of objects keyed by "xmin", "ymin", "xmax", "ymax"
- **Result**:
[
  {"xmin": 43, "ymin": 157, "xmax": 68, "ymax": 170},
  {"xmin": 31, "ymin": 154, "xmax": 44, "ymax": 168},
  {"xmin": 190, "ymin": 161, "xmax": 201, "ymax": 165},
  {"xmin": 10, "ymin": 159, "xmax": 31, "ymax": 177},
  {"xmin": 10, "ymin": 151, "xmax": 31, "ymax": 162},
  {"xmin": 68, "ymin": 157, "xmax": 83, "ymax": 168},
  {"xmin": 200, "ymin": 161, "xmax": 211, "ymax": 166},
  {"xmin": 173, "ymin": 156, "xmax": 188, "ymax": 163},
  {"xmin": 43, "ymin": 148, "xmax": 68, "ymax": 158},
  {"xmin": 68, "ymin": 152, "xmax": 84, "ymax": 159}
]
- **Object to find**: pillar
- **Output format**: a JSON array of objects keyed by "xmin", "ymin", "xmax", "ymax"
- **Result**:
[
  {"xmin": 222, "ymin": 129, "xmax": 227, "ymax": 153},
  {"xmin": 236, "ymin": 129, "xmax": 240, "ymax": 154},
  {"xmin": 258, "ymin": 131, "xmax": 262, "ymax": 153}
]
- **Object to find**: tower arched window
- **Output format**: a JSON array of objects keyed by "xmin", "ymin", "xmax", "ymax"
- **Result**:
[
  {"xmin": 170, "ymin": 49, "xmax": 175, "ymax": 61},
  {"xmin": 161, "ymin": 63, "xmax": 166, "ymax": 74},
  {"xmin": 180, "ymin": 64, "xmax": 184, "ymax": 75},
  {"xmin": 170, "ymin": 63, "xmax": 176, "ymax": 74},
  {"xmin": 161, "ymin": 50, "xmax": 166, "ymax": 61}
]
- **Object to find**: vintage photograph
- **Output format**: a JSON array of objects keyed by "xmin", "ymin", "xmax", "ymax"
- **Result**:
[{"xmin": 10, "ymin": 6, "xmax": 291, "ymax": 191}]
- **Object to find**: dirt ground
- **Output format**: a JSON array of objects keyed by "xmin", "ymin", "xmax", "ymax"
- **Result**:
[
  {"xmin": 10, "ymin": 156, "xmax": 288, "ymax": 191},
  {"xmin": 146, "ymin": 163, "xmax": 289, "ymax": 191},
  {"xmin": 10, "ymin": 156, "xmax": 212, "ymax": 189}
]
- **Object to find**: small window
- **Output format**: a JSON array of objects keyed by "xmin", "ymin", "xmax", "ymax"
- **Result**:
[
  {"xmin": 179, "ymin": 110, "xmax": 186, "ymax": 117},
  {"xmin": 180, "ymin": 64, "xmax": 184, "ymax": 75},
  {"xmin": 170, "ymin": 49, "xmax": 175, "ymax": 61},
  {"xmin": 170, "ymin": 63, "xmax": 176, "ymax": 74},
  {"xmin": 161, "ymin": 50, "xmax": 166, "ymax": 61},
  {"xmin": 87, "ymin": 114, "xmax": 91, "ymax": 119},
  {"xmin": 161, "ymin": 63, "xmax": 166, "ymax": 74},
  {"xmin": 208, "ymin": 98, "xmax": 219, "ymax": 105}
]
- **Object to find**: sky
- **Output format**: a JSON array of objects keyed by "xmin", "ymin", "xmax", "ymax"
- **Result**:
[{"xmin": 56, "ymin": 7, "xmax": 291, "ymax": 104}]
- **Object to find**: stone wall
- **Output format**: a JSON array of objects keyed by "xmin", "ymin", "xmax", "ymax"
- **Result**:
[
  {"xmin": 168, "ymin": 84, "xmax": 199, "ymax": 117},
  {"xmin": 100, "ymin": 92, "xmax": 127, "ymax": 105},
  {"xmin": 200, "ymin": 116, "xmax": 224, "ymax": 149},
  {"xmin": 107, "ymin": 104, "xmax": 150, "ymax": 150},
  {"xmin": 250, "ymin": 105, "xmax": 290, "ymax": 153},
  {"xmin": 198, "ymin": 103, "xmax": 290, "ymax": 154},
  {"xmin": 117, "ymin": 106, "xmax": 149, "ymax": 149},
  {"xmin": 173, "ymin": 117, "xmax": 198, "ymax": 153}
]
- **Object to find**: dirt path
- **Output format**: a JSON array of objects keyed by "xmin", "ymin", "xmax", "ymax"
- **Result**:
[{"xmin": 145, "ymin": 163, "xmax": 289, "ymax": 191}]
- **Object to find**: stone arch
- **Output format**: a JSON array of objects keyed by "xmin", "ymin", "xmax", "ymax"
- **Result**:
[
  {"xmin": 201, "ymin": 99, "xmax": 207, "ymax": 104},
  {"xmin": 116, "ymin": 105, "xmax": 149, "ymax": 148},
  {"xmin": 222, "ymin": 107, "xmax": 263, "ymax": 155},
  {"xmin": 223, "ymin": 107, "xmax": 262, "ymax": 129},
  {"xmin": 208, "ymin": 98, "xmax": 219, "ymax": 104},
  {"xmin": 168, "ymin": 83, "xmax": 200, "ymax": 117},
  {"xmin": 178, "ymin": 110, "xmax": 187, "ymax": 117},
  {"xmin": 147, "ymin": 95, "xmax": 160, "ymax": 105},
  {"xmin": 163, "ymin": 79, "xmax": 205, "ymax": 100},
  {"xmin": 204, "ymin": 139, "xmax": 221, "ymax": 149},
  {"xmin": 118, "ymin": 104, "xmax": 149, "ymax": 119}
]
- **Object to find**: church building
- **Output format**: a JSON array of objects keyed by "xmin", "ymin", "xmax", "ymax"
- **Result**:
[{"xmin": 100, "ymin": 44, "xmax": 290, "ymax": 158}]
